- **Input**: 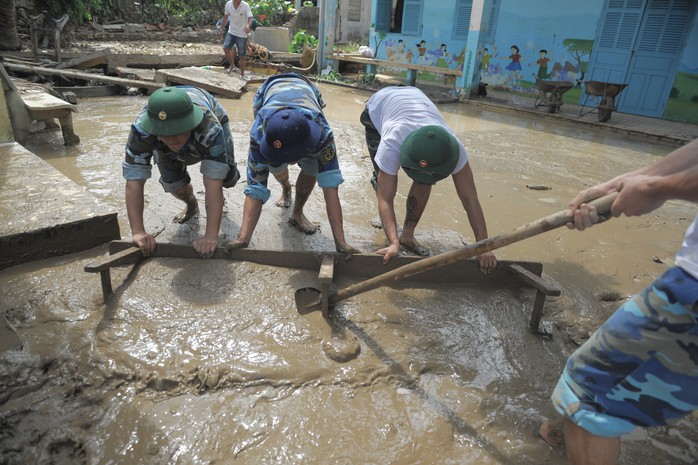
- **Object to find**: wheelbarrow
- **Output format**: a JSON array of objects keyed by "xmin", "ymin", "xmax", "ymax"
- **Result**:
[
  {"xmin": 534, "ymin": 78, "xmax": 574, "ymax": 113},
  {"xmin": 580, "ymin": 80, "xmax": 629, "ymax": 122}
]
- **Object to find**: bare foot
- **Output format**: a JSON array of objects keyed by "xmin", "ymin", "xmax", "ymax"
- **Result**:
[
  {"xmin": 288, "ymin": 216, "xmax": 320, "ymax": 235},
  {"xmin": 400, "ymin": 238, "xmax": 430, "ymax": 256},
  {"xmin": 275, "ymin": 188, "xmax": 292, "ymax": 208},
  {"xmin": 173, "ymin": 204, "xmax": 199, "ymax": 224},
  {"xmin": 538, "ymin": 419, "xmax": 565, "ymax": 448},
  {"xmin": 336, "ymin": 241, "xmax": 360, "ymax": 256},
  {"xmin": 224, "ymin": 239, "xmax": 249, "ymax": 254}
]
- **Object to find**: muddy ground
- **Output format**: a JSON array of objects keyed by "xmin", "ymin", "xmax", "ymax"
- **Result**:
[{"xmin": 1, "ymin": 39, "xmax": 697, "ymax": 465}]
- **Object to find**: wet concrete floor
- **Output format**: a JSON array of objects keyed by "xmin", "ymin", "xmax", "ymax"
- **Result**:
[{"xmin": 1, "ymin": 83, "xmax": 696, "ymax": 464}]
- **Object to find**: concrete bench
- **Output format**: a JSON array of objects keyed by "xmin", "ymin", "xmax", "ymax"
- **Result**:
[
  {"xmin": 326, "ymin": 53, "xmax": 463, "ymax": 86},
  {"xmin": 21, "ymin": 91, "xmax": 80, "ymax": 145}
]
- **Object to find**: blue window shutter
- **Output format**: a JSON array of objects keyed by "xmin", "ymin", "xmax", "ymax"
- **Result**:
[
  {"xmin": 453, "ymin": 0, "xmax": 473, "ymax": 40},
  {"xmin": 375, "ymin": 0, "xmax": 391, "ymax": 32},
  {"xmin": 638, "ymin": 0, "xmax": 693, "ymax": 54},
  {"xmin": 401, "ymin": 0, "xmax": 423, "ymax": 36},
  {"xmin": 597, "ymin": 0, "xmax": 642, "ymax": 50},
  {"xmin": 487, "ymin": 0, "xmax": 499, "ymax": 41}
]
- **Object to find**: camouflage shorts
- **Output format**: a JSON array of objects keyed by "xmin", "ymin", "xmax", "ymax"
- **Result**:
[
  {"xmin": 551, "ymin": 266, "xmax": 698, "ymax": 437},
  {"xmin": 359, "ymin": 107, "xmax": 381, "ymax": 190}
]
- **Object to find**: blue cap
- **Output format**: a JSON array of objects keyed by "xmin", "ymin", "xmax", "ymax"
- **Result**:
[{"xmin": 259, "ymin": 109, "xmax": 321, "ymax": 163}]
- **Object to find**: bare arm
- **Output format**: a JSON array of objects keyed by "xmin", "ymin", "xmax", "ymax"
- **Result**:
[
  {"xmin": 226, "ymin": 195, "xmax": 263, "ymax": 250},
  {"xmin": 568, "ymin": 138, "xmax": 698, "ymax": 230},
  {"xmin": 192, "ymin": 177, "xmax": 224, "ymax": 258},
  {"xmin": 125, "ymin": 179, "xmax": 156, "ymax": 256},
  {"xmin": 322, "ymin": 187, "xmax": 359, "ymax": 255},
  {"xmin": 375, "ymin": 170, "xmax": 401, "ymax": 264},
  {"xmin": 452, "ymin": 164, "xmax": 497, "ymax": 274}
]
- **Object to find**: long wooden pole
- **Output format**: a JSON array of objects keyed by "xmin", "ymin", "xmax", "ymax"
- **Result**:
[{"xmin": 301, "ymin": 192, "xmax": 619, "ymax": 312}]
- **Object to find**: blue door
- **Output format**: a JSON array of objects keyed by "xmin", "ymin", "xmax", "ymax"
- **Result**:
[{"xmin": 587, "ymin": 0, "xmax": 696, "ymax": 118}]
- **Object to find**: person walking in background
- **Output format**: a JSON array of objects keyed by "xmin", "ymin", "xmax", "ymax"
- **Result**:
[
  {"xmin": 123, "ymin": 86, "xmax": 240, "ymax": 258},
  {"xmin": 360, "ymin": 85, "xmax": 497, "ymax": 272},
  {"xmin": 539, "ymin": 137, "xmax": 698, "ymax": 465},
  {"xmin": 220, "ymin": 0, "xmax": 254, "ymax": 79},
  {"xmin": 225, "ymin": 73, "xmax": 358, "ymax": 256}
]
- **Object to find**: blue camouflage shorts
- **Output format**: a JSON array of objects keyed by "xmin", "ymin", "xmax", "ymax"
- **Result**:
[{"xmin": 551, "ymin": 266, "xmax": 698, "ymax": 437}]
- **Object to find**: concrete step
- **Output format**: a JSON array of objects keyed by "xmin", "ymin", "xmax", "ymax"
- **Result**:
[{"xmin": 0, "ymin": 142, "xmax": 120, "ymax": 270}]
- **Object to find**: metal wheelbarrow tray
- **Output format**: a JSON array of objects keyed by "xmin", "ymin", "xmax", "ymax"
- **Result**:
[
  {"xmin": 580, "ymin": 80, "xmax": 629, "ymax": 122},
  {"xmin": 534, "ymin": 78, "xmax": 574, "ymax": 113}
]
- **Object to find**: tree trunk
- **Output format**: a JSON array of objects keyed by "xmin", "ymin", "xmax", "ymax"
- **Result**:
[{"xmin": 0, "ymin": 0, "xmax": 21, "ymax": 51}]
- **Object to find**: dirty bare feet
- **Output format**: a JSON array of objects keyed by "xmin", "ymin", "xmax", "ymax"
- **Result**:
[
  {"xmin": 275, "ymin": 187, "xmax": 292, "ymax": 208},
  {"xmin": 400, "ymin": 238, "xmax": 430, "ymax": 256},
  {"xmin": 224, "ymin": 239, "xmax": 249, "ymax": 254},
  {"xmin": 173, "ymin": 203, "xmax": 199, "ymax": 224},
  {"xmin": 288, "ymin": 215, "xmax": 320, "ymax": 234},
  {"xmin": 335, "ymin": 241, "xmax": 360, "ymax": 256},
  {"xmin": 538, "ymin": 419, "xmax": 565, "ymax": 448}
]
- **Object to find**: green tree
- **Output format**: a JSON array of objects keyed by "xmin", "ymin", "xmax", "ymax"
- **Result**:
[{"xmin": 562, "ymin": 38, "xmax": 593, "ymax": 84}]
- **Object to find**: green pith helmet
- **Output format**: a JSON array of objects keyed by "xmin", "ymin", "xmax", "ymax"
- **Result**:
[
  {"xmin": 140, "ymin": 87, "xmax": 204, "ymax": 136},
  {"xmin": 400, "ymin": 125, "xmax": 460, "ymax": 185}
]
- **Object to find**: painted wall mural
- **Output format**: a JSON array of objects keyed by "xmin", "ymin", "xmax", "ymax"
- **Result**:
[
  {"xmin": 367, "ymin": 0, "xmax": 697, "ymax": 123},
  {"xmin": 479, "ymin": 1, "xmax": 601, "ymax": 93}
]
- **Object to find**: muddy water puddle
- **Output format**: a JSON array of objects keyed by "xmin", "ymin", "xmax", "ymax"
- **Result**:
[{"xmin": 2, "ymin": 84, "xmax": 697, "ymax": 464}]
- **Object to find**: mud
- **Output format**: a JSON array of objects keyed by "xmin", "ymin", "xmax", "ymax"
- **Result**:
[{"xmin": 1, "ymin": 83, "xmax": 697, "ymax": 464}]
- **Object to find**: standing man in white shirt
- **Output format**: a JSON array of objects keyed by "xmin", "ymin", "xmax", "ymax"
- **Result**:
[{"xmin": 220, "ymin": 0, "xmax": 254, "ymax": 79}]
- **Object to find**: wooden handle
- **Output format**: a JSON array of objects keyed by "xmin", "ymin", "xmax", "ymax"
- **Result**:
[{"xmin": 327, "ymin": 191, "xmax": 619, "ymax": 306}]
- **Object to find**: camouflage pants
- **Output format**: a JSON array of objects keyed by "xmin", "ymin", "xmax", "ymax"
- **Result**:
[
  {"xmin": 551, "ymin": 266, "xmax": 698, "ymax": 437},
  {"xmin": 359, "ymin": 107, "xmax": 380, "ymax": 191}
]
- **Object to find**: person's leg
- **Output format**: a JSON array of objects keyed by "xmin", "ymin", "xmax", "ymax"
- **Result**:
[
  {"xmin": 359, "ymin": 107, "xmax": 381, "ymax": 191},
  {"xmin": 564, "ymin": 419, "xmax": 620, "ymax": 465},
  {"xmin": 289, "ymin": 171, "xmax": 319, "ymax": 234},
  {"xmin": 550, "ymin": 268, "xmax": 698, "ymax": 464},
  {"xmin": 237, "ymin": 36, "xmax": 248, "ymax": 78},
  {"xmin": 223, "ymin": 33, "xmax": 235, "ymax": 72},
  {"xmin": 399, "ymin": 181, "xmax": 431, "ymax": 255},
  {"xmin": 156, "ymin": 156, "xmax": 198, "ymax": 223},
  {"xmin": 230, "ymin": 44, "xmax": 238, "ymax": 73},
  {"xmin": 171, "ymin": 183, "xmax": 199, "ymax": 223},
  {"xmin": 271, "ymin": 167, "xmax": 293, "ymax": 208}
]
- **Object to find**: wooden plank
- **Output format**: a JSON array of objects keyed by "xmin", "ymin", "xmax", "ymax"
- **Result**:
[
  {"xmin": 106, "ymin": 54, "xmax": 223, "ymax": 74},
  {"xmin": 318, "ymin": 255, "xmax": 334, "ymax": 283},
  {"xmin": 3, "ymin": 62, "xmax": 163, "ymax": 91},
  {"xmin": 105, "ymin": 240, "xmax": 546, "ymax": 287},
  {"xmin": 54, "ymin": 85, "xmax": 122, "ymax": 98},
  {"xmin": 154, "ymin": 67, "xmax": 245, "ymax": 99},
  {"xmin": 507, "ymin": 264, "xmax": 561, "ymax": 295},
  {"xmin": 85, "ymin": 246, "xmax": 144, "ymax": 272},
  {"xmin": 22, "ymin": 92, "xmax": 76, "ymax": 112},
  {"xmin": 54, "ymin": 48, "xmax": 110, "ymax": 70},
  {"xmin": 115, "ymin": 66, "xmax": 157, "ymax": 82}
]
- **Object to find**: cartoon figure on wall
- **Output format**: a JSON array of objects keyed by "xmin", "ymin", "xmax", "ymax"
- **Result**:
[
  {"xmin": 395, "ymin": 39, "xmax": 409, "ymax": 63},
  {"xmin": 436, "ymin": 43, "xmax": 451, "ymax": 68},
  {"xmin": 501, "ymin": 45, "xmax": 523, "ymax": 86},
  {"xmin": 416, "ymin": 40, "xmax": 428, "ymax": 65},
  {"xmin": 481, "ymin": 45, "xmax": 501, "ymax": 78},
  {"xmin": 531, "ymin": 49, "xmax": 551, "ymax": 79},
  {"xmin": 481, "ymin": 47, "xmax": 494, "ymax": 71}
]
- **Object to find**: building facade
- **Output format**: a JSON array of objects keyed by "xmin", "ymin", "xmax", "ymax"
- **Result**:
[{"xmin": 321, "ymin": 0, "xmax": 698, "ymax": 124}]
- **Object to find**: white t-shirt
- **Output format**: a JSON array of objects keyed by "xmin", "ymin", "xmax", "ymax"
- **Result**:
[
  {"xmin": 675, "ymin": 212, "xmax": 698, "ymax": 280},
  {"xmin": 366, "ymin": 86, "xmax": 468, "ymax": 176},
  {"xmin": 224, "ymin": 0, "xmax": 253, "ymax": 38}
]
